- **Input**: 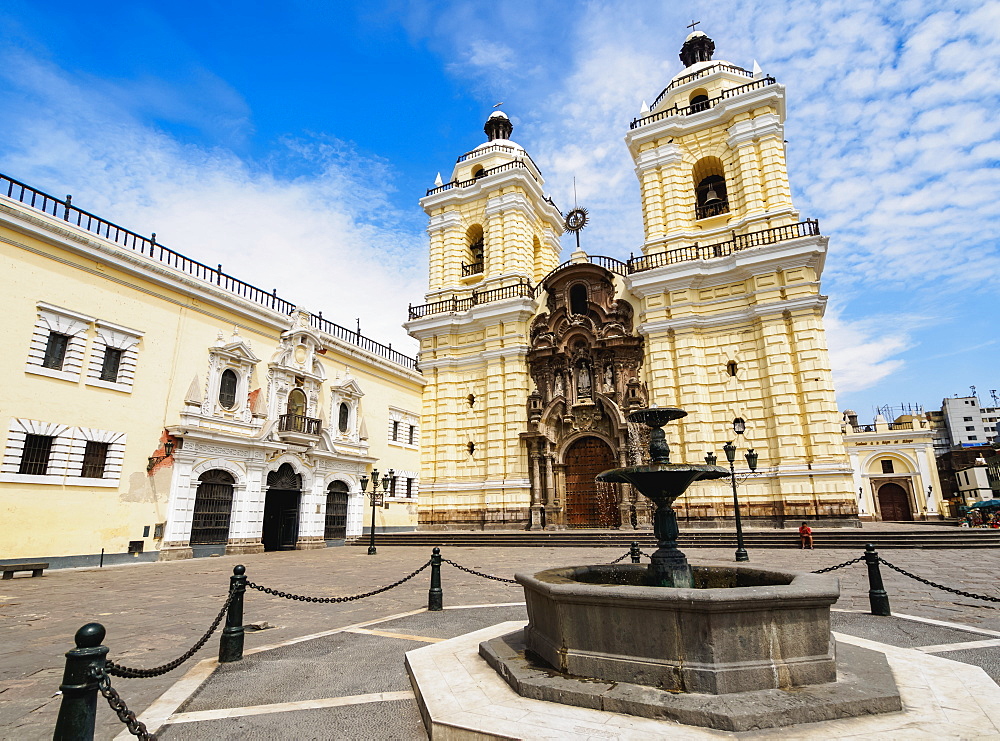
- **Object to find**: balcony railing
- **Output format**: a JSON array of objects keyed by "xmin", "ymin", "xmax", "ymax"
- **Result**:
[
  {"xmin": 648, "ymin": 63, "xmax": 754, "ymax": 112},
  {"xmin": 532, "ymin": 254, "xmax": 629, "ymax": 297},
  {"xmin": 425, "ymin": 160, "xmax": 537, "ymax": 196},
  {"xmin": 630, "ymin": 76, "xmax": 777, "ymax": 130},
  {"xmin": 888, "ymin": 422, "xmax": 914, "ymax": 431},
  {"xmin": 851, "ymin": 425, "xmax": 877, "ymax": 433},
  {"xmin": 462, "ymin": 261, "xmax": 484, "ymax": 277},
  {"xmin": 278, "ymin": 413, "xmax": 322, "ymax": 436},
  {"xmin": 627, "ymin": 219, "xmax": 819, "ymax": 274},
  {"xmin": 695, "ymin": 200, "xmax": 730, "ymax": 221},
  {"xmin": 1, "ymin": 171, "xmax": 418, "ymax": 372},
  {"xmin": 408, "ymin": 280, "xmax": 533, "ymax": 319}
]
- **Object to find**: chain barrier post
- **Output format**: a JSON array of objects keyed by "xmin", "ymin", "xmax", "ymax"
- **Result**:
[
  {"xmin": 864, "ymin": 544, "xmax": 891, "ymax": 616},
  {"xmin": 219, "ymin": 565, "xmax": 247, "ymax": 663},
  {"xmin": 428, "ymin": 547, "xmax": 443, "ymax": 611},
  {"xmin": 630, "ymin": 541, "xmax": 641, "ymax": 564},
  {"xmin": 53, "ymin": 622, "xmax": 109, "ymax": 741}
]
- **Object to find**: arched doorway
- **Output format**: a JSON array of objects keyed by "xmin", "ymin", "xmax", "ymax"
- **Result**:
[
  {"xmin": 564, "ymin": 437, "xmax": 620, "ymax": 528},
  {"xmin": 263, "ymin": 463, "xmax": 302, "ymax": 551},
  {"xmin": 190, "ymin": 470, "xmax": 235, "ymax": 550},
  {"xmin": 877, "ymin": 483, "xmax": 913, "ymax": 521},
  {"xmin": 325, "ymin": 481, "xmax": 350, "ymax": 541}
]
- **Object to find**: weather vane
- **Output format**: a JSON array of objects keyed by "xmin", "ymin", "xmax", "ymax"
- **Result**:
[
  {"xmin": 564, "ymin": 176, "xmax": 588, "ymax": 252},
  {"xmin": 493, "ymin": 102, "xmax": 504, "ymax": 108}
]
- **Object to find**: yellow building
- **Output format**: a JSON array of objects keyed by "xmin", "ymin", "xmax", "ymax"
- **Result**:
[
  {"xmin": 0, "ymin": 173, "xmax": 422, "ymax": 567},
  {"xmin": 408, "ymin": 31, "xmax": 858, "ymax": 529},
  {"xmin": 841, "ymin": 410, "xmax": 945, "ymax": 521}
]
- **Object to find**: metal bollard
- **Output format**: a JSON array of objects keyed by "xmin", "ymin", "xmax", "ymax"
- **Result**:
[
  {"xmin": 864, "ymin": 544, "xmax": 891, "ymax": 616},
  {"xmin": 53, "ymin": 622, "xmax": 109, "ymax": 741},
  {"xmin": 219, "ymin": 564, "xmax": 247, "ymax": 663},
  {"xmin": 428, "ymin": 547, "xmax": 443, "ymax": 611},
  {"xmin": 630, "ymin": 541, "xmax": 641, "ymax": 564}
]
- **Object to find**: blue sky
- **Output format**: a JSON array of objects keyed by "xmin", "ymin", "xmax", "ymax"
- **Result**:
[{"xmin": 1, "ymin": 1, "xmax": 998, "ymax": 417}]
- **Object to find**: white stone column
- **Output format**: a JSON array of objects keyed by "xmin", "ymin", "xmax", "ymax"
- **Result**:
[
  {"xmin": 227, "ymin": 462, "xmax": 263, "ymax": 555},
  {"xmin": 160, "ymin": 454, "xmax": 196, "ymax": 559},
  {"xmin": 916, "ymin": 447, "xmax": 938, "ymax": 516}
]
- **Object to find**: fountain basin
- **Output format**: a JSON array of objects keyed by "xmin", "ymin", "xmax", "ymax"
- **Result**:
[{"xmin": 518, "ymin": 564, "xmax": 838, "ymax": 695}]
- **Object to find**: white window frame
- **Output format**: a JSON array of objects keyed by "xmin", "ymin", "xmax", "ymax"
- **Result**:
[
  {"xmin": 384, "ymin": 468, "xmax": 419, "ymax": 501},
  {"xmin": 388, "ymin": 407, "xmax": 419, "ymax": 450},
  {"xmin": 25, "ymin": 303, "xmax": 93, "ymax": 382},
  {"xmin": 86, "ymin": 320, "xmax": 143, "ymax": 392},
  {"xmin": 1, "ymin": 419, "xmax": 126, "ymax": 487}
]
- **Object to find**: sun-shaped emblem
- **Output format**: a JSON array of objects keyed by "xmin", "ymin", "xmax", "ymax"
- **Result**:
[{"xmin": 564, "ymin": 207, "xmax": 589, "ymax": 233}]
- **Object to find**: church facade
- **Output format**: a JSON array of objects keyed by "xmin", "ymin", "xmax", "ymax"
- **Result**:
[{"xmin": 407, "ymin": 32, "xmax": 858, "ymax": 529}]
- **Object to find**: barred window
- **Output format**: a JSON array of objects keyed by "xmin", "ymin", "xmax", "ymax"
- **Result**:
[
  {"xmin": 880, "ymin": 459, "xmax": 894, "ymax": 474},
  {"xmin": 392, "ymin": 420, "xmax": 400, "ymax": 441},
  {"xmin": 339, "ymin": 403, "xmax": 350, "ymax": 433},
  {"xmin": 81, "ymin": 441, "xmax": 110, "ymax": 478},
  {"xmin": 42, "ymin": 333, "xmax": 70, "ymax": 370},
  {"xmin": 99, "ymin": 348, "xmax": 123, "ymax": 382},
  {"xmin": 19, "ymin": 434, "xmax": 53, "ymax": 475},
  {"xmin": 408, "ymin": 424, "xmax": 416, "ymax": 445},
  {"xmin": 390, "ymin": 475, "xmax": 397, "ymax": 496},
  {"xmin": 406, "ymin": 478, "xmax": 413, "ymax": 498},
  {"xmin": 219, "ymin": 369, "xmax": 238, "ymax": 409}
]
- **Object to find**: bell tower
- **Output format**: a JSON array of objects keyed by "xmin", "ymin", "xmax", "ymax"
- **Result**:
[
  {"xmin": 406, "ymin": 112, "xmax": 563, "ymax": 529},
  {"xmin": 623, "ymin": 32, "xmax": 857, "ymax": 524}
]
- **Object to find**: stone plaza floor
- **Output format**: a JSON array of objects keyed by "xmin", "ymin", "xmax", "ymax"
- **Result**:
[{"xmin": 2, "ymin": 541, "xmax": 999, "ymax": 740}]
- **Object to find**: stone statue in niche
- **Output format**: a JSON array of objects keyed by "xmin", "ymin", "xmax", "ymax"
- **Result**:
[
  {"xmin": 577, "ymin": 364, "xmax": 591, "ymax": 396},
  {"xmin": 554, "ymin": 374, "xmax": 564, "ymax": 397},
  {"xmin": 604, "ymin": 365, "xmax": 614, "ymax": 392}
]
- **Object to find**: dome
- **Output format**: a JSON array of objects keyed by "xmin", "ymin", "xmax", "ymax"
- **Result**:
[
  {"xmin": 679, "ymin": 31, "xmax": 715, "ymax": 67},
  {"xmin": 484, "ymin": 111, "xmax": 513, "ymax": 141}
]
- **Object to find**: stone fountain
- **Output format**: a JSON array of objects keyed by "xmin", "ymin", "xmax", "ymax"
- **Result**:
[{"xmin": 479, "ymin": 407, "xmax": 901, "ymax": 731}]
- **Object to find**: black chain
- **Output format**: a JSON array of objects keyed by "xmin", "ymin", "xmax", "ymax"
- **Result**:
[
  {"xmin": 92, "ymin": 666, "xmax": 155, "ymax": 739},
  {"xmin": 878, "ymin": 558, "xmax": 1000, "ymax": 603},
  {"xmin": 608, "ymin": 551, "xmax": 630, "ymax": 564},
  {"xmin": 247, "ymin": 561, "xmax": 431, "ymax": 603},
  {"xmin": 106, "ymin": 589, "xmax": 235, "ymax": 678},
  {"xmin": 812, "ymin": 557, "xmax": 864, "ymax": 574},
  {"xmin": 442, "ymin": 558, "xmax": 518, "ymax": 584}
]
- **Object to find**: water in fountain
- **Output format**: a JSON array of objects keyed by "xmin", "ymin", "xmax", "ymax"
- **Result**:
[
  {"xmin": 625, "ymin": 421, "xmax": 650, "ymax": 465},
  {"xmin": 595, "ymin": 480, "xmax": 623, "ymax": 528}
]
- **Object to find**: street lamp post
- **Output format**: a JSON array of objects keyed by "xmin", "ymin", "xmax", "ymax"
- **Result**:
[
  {"xmin": 360, "ymin": 468, "xmax": 393, "ymax": 555},
  {"xmin": 706, "ymin": 418, "xmax": 758, "ymax": 563}
]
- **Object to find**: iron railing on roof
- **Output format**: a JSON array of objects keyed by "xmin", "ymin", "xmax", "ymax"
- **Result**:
[
  {"xmin": 0, "ymin": 171, "xmax": 418, "ymax": 371},
  {"xmin": 425, "ymin": 160, "xmax": 537, "ymax": 196},
  {"xmin": 308, "ymin": 313, "xmax": 417, "ymax": 371},
  {"xmin": 456, "ymin": 144, "xmax": 543, "ymax": 176},
  {"xmin": 627, "ymin": 220, "xmax": 819, "ymax": 273},
  {"xmin": 648, "ymin": 63, "xmax": 754, "ymax": 112},
  {"xmin": 408, "ymin": 280, "xmax": 533, "ymax": 319},
  {"xmin": 631, "ymin": 76, "xmax": 776, "ymax": 130},
  {"xmin": 409, "ymin": 222, "xmax": 819, "ymax": 319}
]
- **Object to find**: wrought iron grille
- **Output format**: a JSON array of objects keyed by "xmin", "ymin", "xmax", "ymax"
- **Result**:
[
  {"xmin": 42, "ymin": 332, "xmax": 69, "ymax": 369},
  {"xmin": 19, "ymin": 434, "xmax": 53, "ymax": 475},
  {"xmin": 462, "ymin": 261, "xmax": 484, "ymax": 276},
  {"xmin": 190, "ymin": 470, "xmax": 235, "ymax": 545},
  {"xmin": 218, "ymin": 369, "xmax": 238, "ymax": 409},
  {"xmin": 325, "ymin": 482, "xmax": 349, "ymax": 539},
  {"xmin": 81, "ymin": 441, "xmax": 110, "ymax": 478},
  {"xmin": 100, "ymin": 347, "xmax": 123, "ymax": 382}
]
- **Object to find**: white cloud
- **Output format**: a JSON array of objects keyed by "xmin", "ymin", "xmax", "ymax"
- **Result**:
[
  {"xmin": 0, "ymin": 50, "xmax": 425, "ymax": 354},
  {"xmin": 823, "ymin": 309, "xmax": 915, "ymax": 395}
]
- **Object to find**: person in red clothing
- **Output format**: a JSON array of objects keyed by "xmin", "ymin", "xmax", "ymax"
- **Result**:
[{"xmin": 799, "ymin": 522, "xmax": 814, "ymax": 549}]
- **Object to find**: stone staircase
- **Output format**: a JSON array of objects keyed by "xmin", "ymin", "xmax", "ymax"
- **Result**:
[{"xmin": 359, "ymin": 527, "xmax": 1000, "ymax": 549}]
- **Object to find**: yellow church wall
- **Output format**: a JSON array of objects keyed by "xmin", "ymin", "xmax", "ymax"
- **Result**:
[{"xmin": 1, "ymin": 191, "xmax": 422, "ymax": 563}]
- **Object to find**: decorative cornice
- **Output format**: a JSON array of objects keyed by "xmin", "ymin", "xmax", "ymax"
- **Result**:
[{"xmin": 727, "ymin": 113, "xmax": 783, "ymax": 149}]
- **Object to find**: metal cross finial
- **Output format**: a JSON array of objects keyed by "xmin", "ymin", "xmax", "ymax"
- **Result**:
[{"xmin": 687, "ymin": 19, "xmax": 700, "ymax": 32}]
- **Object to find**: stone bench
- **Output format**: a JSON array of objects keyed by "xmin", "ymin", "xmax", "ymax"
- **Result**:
[{"xmin": 1, "ymin": 562, "xmax": 48, "ymax": 579}]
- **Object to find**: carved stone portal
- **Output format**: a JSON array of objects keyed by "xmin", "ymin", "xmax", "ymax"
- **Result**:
[{"xmin": 524, "ymin": 263, "xmax": 650, "ymax": 530}]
